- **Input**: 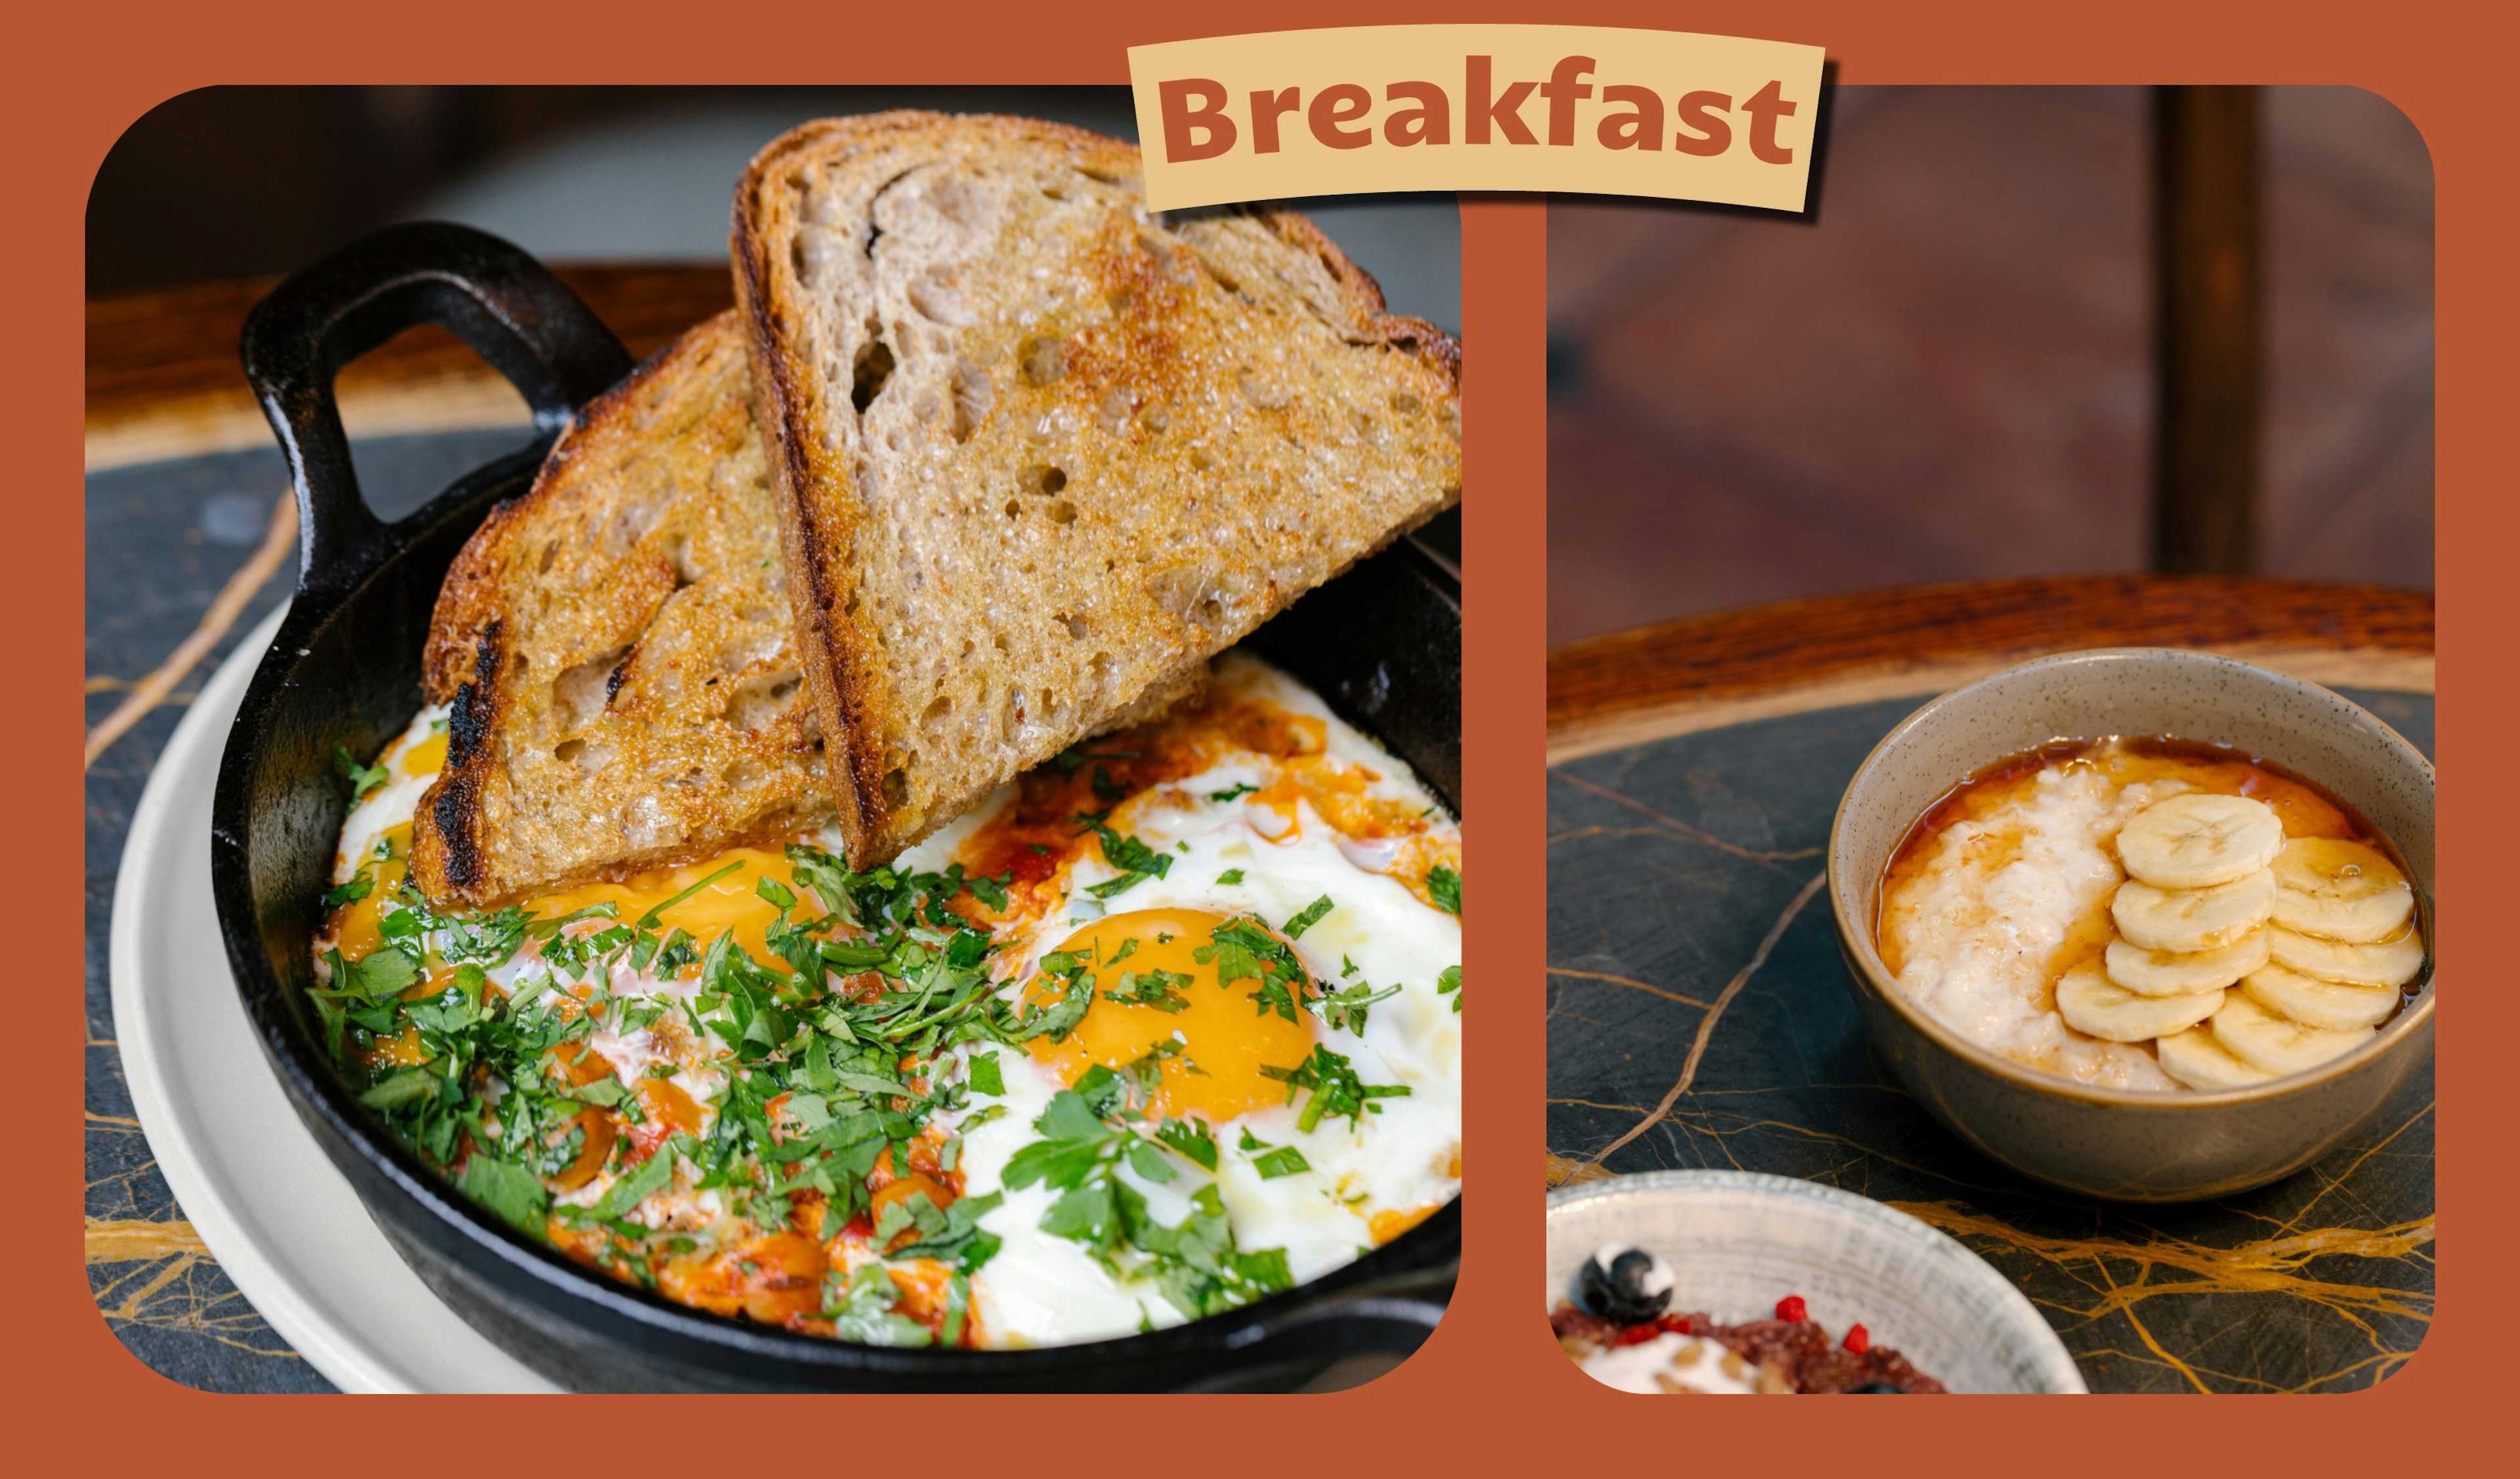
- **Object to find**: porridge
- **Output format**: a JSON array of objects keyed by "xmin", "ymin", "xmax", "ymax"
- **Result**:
[{"xmin": 1878, "ymin": 740, "xmax": 2424, "ymax": 1093}]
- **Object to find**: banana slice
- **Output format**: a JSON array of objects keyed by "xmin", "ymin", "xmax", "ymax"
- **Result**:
[
  {"xmin": 2210, "ymin": 992, "xmax": 2374, "ymax": 1076},
  {"xmin": 2112, "ymin": 870, "xmax": 2275, "ymax": 953},
  {"xmin": 2269, "ymin": 837, "xmax": 2415, "ymax": 944},
  {"xmin": 2267, "ymin": 924, "xmax": 2426, "ymax": 989},
  {"xmin": 2104, "ymin": 928, "xmax": 2269, "ymax": 996},
  {"xmin": 2055, "ymin": 959, "xmax": 2223, "ymax": 1043},
  {"xmin": 2156, "ymin": 1025, "xmax": 2277, "ymax": 1091},
  {"xmin": 2240, "ymin": 963, "xmax": 2401, "ymax": 1031},
  {"xmin": 2116, "ymin": 793, "xmax": 2284, "ymax": 888}
]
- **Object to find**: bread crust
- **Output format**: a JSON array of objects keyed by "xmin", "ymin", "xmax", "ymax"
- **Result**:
[
  {"xmin": 732, "ymin": 111, "xmax": 1463, "ymax": 866},
  {"xmin": 410, "ymin": 312, "xmax": 836, "ymax": 907}
]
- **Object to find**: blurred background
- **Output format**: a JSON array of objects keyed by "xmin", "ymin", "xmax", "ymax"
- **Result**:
[
  {"xmin": 1547, "ymin": 85, "xmax": 2432, "ymax": 644},
  {"xmin": 89, "ymin": 85, "xmax": 1458, "ymax": 323}
]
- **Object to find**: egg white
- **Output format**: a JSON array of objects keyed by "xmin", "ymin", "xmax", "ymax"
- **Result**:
[{"xmin": 327, "ymin": 653, "xmax": 1461, "ymax": 1348}]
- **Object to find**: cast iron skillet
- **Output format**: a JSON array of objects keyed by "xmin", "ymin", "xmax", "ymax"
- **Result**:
[{"xmin": 211, "ymin": 222, "xmax": 1462, "ymax": 1392}]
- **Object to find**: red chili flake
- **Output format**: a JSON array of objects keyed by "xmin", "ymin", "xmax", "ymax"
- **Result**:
[
  {"xmin": 1615, "ymin": 1322, "xmax": 1664, "ymax": 1346},
  {"xmin": 1774, "ymin": 1295, "xmax": 1808, "ymax": 1323},
  {"xmin": 1658, "ymin": 1314, "xmax": 1693, "ymax": 1335},
  {"xmin": 1843, "ymin": 1323, "xmax": 1871, "ymax": 1355}
]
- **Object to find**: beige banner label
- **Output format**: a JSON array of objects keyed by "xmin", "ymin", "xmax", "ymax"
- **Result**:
[{"xmin": 1128, "ymin": 24, "xmax": 1825, "ymax": 211}]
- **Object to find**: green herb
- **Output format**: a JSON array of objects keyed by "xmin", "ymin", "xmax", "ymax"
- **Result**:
[
  {"xmin": 1438, "ymin": 963, "xmax": 1462, "ymax": 1014},
  {"xmin": 968, "ymin": 1052, "xmax": 1005, "ymax": 1096},
  {"xmin": 639, "ymin": 860, "xmax": 746, "ymax": 930},
  {"xmin": 1216, "ymin": 868, "xmax": 1245, "ymax": 886},
  {"xmin": 1282, "ymin": 894, "xmax": 1335, "ymax": 939},
  {"xmin": 1156, "ymin": 1117, "xmax": 1219, "ymax": 1171},
  {"xmin": 1001, "ymin": 1075, "xmax": 1288, "ymax": 1319},
  {"xmin": 966, "ymin": 872, "xmax": 1011, "ymax": 912},
  {"xmin": 347, "ymin": 947, "xmax": 419, "ymax": 1000},
  {"xmin": 1196, "ymin": 918, "xmax": 1312, "ymax": 1023},
  {"xmin": 1107, "ymin": 967, "xmax": 1194, "ymax": 1013},
  {"xmin": 1081, "ymin": 819, "xmax": 1173, "ymax": 900},
  {"xmin": 597, "ymin": 1136, "xmax": 688, "ymax": 1220},
  {"xmin": 356, "ymin": 1070, "xmax": 439, "ymax": 1110},
  {"xmin": 1427, "ymin": 865, "xmax": 1461, "ymax": 915},
  {"xmin": 1208, "ymin": 783, "xmax": 1260, "ymax": 803},
  {"xmin": 822, "ymin": 1262, "xmax": 933, "ymax": 1346},
  {"xmin": 1317, "ymin": 978, "xmax": 1401, "ymax": 1034},
  {"xmin": 333, "ymin": 743, "xmax": 391, "ymax": 801},
  {"xmin": 1251, "ymin": 1144, "xmax": 1309, "ymax": 1178},
  {"xmin": 890, "ymin": 1189, "xmax": 1005, "ymax": 1270},
  {"xmin": 322, "ymin": 876, "xmax": 373, "ymax": 909},
  {"xmin": 1013, "ymin": 955, "xmax": 1096, "ymax": 1043},
  {"xmin": 1261, "ymin": 1045, "xmax": 1412, "ymax": 1133},
  {"xmin": 459, "ymin": 1154, "xmax": 549, "ymax": 1236}
]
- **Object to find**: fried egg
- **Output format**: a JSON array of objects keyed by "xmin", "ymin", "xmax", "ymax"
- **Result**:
[{"xmin": 318, "ymin": 653, "xmax": 1461, "ymax": 1348}]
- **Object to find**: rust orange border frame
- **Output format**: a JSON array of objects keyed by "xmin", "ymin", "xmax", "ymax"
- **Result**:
[{"xmin": 26, "ymin": 0, "xmax": 2506, "ymax": 1461}]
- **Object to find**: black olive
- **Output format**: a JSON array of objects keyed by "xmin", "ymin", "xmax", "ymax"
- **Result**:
[
  {"xmin": 1849, "ymin": 1382, "xmax": 1905, "ymax": 1393},
  {"xmin": 1577, "ymin": 1244, "xmax": 1672, "ymax": 1323}
]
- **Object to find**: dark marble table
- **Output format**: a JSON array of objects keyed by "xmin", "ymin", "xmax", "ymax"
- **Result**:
[
  {"xmin": 1546, "ymin": 690, "xmax": 2434, "ymax": 1393},
  {"xmin": 85, "ymin": 428, "xmax": 530, "ymax": 1391}
]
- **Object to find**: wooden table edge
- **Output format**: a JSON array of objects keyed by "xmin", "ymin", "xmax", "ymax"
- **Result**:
[{"xmin": 1547, "ymin": 578, "xmax": 2435, "ymax": 766}]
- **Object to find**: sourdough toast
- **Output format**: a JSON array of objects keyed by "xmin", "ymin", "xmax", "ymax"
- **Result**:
[
  {"xmin": 410, "ymin": 312, "xmax": 833, "ymax": 907},
  {"xmin": 732, "ymin": 111, "xmax": 1463, "ymax": 865}
]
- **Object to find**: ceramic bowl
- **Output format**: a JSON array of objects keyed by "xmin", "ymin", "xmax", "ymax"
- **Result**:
[
  {"xmin": 1546, "ymin": 1171, "xmax": 2086, "ymax": 1393},
  {"xmin": 1828, "ymin": 648, "xmax": 2434, "ymax": 1202}
]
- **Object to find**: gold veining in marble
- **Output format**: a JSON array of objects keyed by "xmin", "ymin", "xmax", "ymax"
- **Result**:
[
  {"xmin": 1547, "ymin": 757, "xmax": 2435, "ymax": 1394},
  {"xmin": 1552, "ymin": 772, "xmax": 1822, "ymax": 867}
]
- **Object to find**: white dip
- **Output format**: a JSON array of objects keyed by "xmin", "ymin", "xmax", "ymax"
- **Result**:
[{"xmin": 1580, "ymin": 1333, "xmax": 1763, "ymax": 1394}]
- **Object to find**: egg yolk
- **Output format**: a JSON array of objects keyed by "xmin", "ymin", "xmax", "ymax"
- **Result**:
[
  {"xmin": 1025, "ymin": 908, "xmax": 1316, "ymax": 1123},
  {"xmin": 517, "ymin": 847, "xmax": 803, "ymax": 970}
]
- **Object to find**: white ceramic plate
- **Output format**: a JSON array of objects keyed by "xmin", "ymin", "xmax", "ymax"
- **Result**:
[
  {"xmin": 109, "ymin": 604, "xmax": 558, "ymax": 1394},
  {"xmin": 1546, "ymin": 1171, "xmax": 2086, "ymax": 1394}
]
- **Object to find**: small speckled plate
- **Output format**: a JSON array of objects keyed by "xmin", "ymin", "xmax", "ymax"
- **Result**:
[{"xmin": 1546, "ymin": 1171, "xmax": 2087, "ymax": 1394}]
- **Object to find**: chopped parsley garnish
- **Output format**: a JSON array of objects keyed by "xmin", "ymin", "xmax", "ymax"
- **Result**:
[
  {"xmin": 1238, "ymin": 1127, "xmax": 1311, "ymax": 1179},
  {"xmin": 1079, "ymin": 818, "xmax": 1173, "ymax": 900},
  {"xmin": 1216, "ymin": 868, "xmax": 1245, "ymax": 886},
  {"xmin": 1282, "ymin": 894, "xmax": 1335, "ymax": 938},
  {"xmin": 1427, "ymin": 865, "xmax": 1461, "ymax": 915},
  {"xmin": 1156, "ymin": 1117, "xmax": 1219, "ymax": 1171},
  {"xmin": 322, "ymin": 875, "xmax": 374, "ymax": 909},
  {"xmin": 333, "ymin": 743, "xmax": 391, "ymax": 801},
  {"xmin": 1015, "ymin": 952, "xmax": 1097, "ymax": 1042},
  {"xmin": 1107, "ymin": 967, "xmax": 1194, "ymax": 1012},
  {"xmin": 313, "ymin": 837, "xmax": 1029, "ymax": 1346},
  {"xmin": 1262, "ymin": 1045, "xmax": 1412, "ymax": 1133},
  {"xmin": 1195, "ymin": 918, "xmax": 1312, "ymax": 1023},
  {"xmin": 1438, "ymin": 964, "xmax": 1462, "ymax": 1014},
  {"xmin": 824, "ymin": 1262, "xmax": 934, "ymax": 1346},
  {"xmin": 1208, "ymin": 783, "xmax": 1260, "ymax": 803},
  {"xmin": 1317, "ymin": 977, "xmax": 1401, "ymax": 1034},
  {"xmin": 1002, "ymin": 1068, "xmax": 1290, "ymax": 1318}
]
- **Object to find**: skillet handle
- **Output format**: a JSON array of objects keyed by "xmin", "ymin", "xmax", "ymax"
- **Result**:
[{"xmin": 239, "ymin": 221, "xmax": 633, "ymax": 602}]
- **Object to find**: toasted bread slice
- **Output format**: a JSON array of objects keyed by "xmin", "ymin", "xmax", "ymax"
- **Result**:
[
  {"xmin": 733, "ymin": 112, "xmax": 1463, "ymax": 865},
  {"xmin": 410, "ymin": 312, "xmax": 832, "ymax": 907},
  {"xmin": 408, "ymin": 312, "xmax": 1209, "ymax": 907}
]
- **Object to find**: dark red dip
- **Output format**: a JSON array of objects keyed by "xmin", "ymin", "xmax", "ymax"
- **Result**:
[{"xmin": 1551, "ymin": 1301, "xmax": 1946, "ymax": 1394}]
